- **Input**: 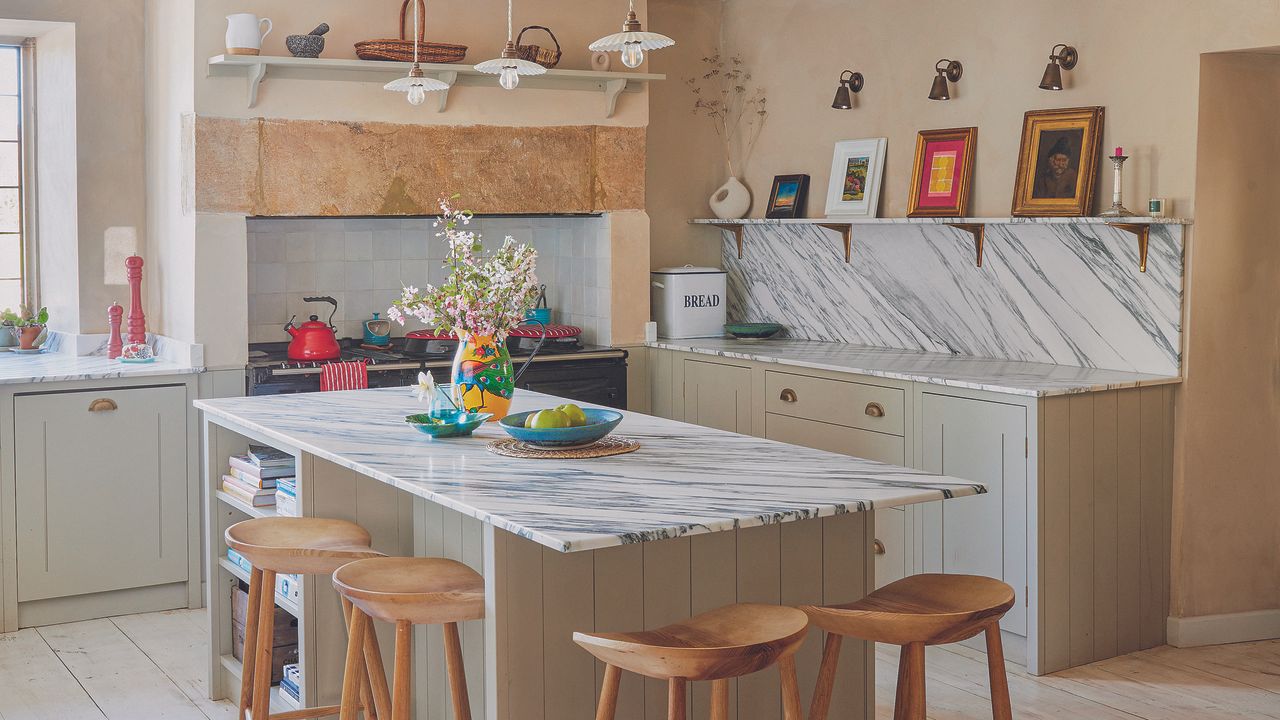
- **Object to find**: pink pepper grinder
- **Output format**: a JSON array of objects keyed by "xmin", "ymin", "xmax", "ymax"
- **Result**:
[
  {"xmin": 120, "ymin": 255, "xmax": 155, "ymax": 362},
  {"xmin": 107, "ymin": 303, "xmax": 123, "ymax": 359}
]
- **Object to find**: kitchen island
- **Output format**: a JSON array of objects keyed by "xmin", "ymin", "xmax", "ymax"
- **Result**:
[{"xmin": 196, "ymin": 387, "xmax": 985, "ymax": 720}]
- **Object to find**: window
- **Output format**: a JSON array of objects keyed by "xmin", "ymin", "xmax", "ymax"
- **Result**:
[{"xmin": 0, "ymin": 43, "xmax": 25, "ymax": 311}]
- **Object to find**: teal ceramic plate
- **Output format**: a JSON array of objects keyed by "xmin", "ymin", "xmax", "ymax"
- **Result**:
[
  {"xmin": 498, "ymin": 408, "xmax": 623, "ymax": 447},
  {"xmin": 724, "ymin": 322, "xmax": 783, "ymax": 340},
  {"xmin": 405, "ymin": 411, "xmax": 493, "ymax": 438},
  {"xmin": 10, "ymin": 347, "xmax": 44, "ymax": 355}
]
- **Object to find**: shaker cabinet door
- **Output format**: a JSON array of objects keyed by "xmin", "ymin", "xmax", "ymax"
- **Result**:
[
  {"xmin": 15, "ymin": 385, "xmax": 189, "ymax": 602},
  {"xmin": 682, "ymin": 359, "xmax": 752, "ymax": 434},
  {"xmin": 920, "ymin": 393, "xmax": 1028, "ymax": 635}
]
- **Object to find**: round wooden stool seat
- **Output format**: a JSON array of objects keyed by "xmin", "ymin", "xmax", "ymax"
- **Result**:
[
  {"xmin": 802, "ymin": 573, "xmax": 1015, "ymax": 646},
  {"xmin": 333, "ymin": 557, "xmax": 485, "ymax": 625},
  {"xmin": 225, "ymin": 516, "xmax": 382, "ymax": 575}
]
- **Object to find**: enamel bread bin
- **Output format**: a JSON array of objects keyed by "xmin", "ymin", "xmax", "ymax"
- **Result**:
[{"xmin": 651, "ymin": 265, "xmax": 727, "ymax": 339}]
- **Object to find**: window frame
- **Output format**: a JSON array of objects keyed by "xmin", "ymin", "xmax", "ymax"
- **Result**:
[{"xmin": 0, "ymin": 36, "xmax": 36, "ymax": 310}]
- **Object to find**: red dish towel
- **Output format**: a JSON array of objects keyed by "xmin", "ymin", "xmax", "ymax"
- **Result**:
[{"xmin": 320, "ymin": 360, "xmax": 369, "ymax": 392}]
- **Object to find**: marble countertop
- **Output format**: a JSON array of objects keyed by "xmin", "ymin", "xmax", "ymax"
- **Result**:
[
  {"xmin": 648, "ymin": 338, "xmax": 1181, "ymax": 397},
  {"xmin": 0, "ymin": 350, "xmax": 202, "ymax": 385},
  {"xmin": 195, "ymin": 387, "xmax": 985, "ymax": 553}
]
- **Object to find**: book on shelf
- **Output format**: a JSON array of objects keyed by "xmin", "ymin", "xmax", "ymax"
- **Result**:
[
  {"xmin": 227, "ymin": 466, "xmax": 278, "ymax": 489},
  {"xmin": 275, "ymin": 491, "xmax": 298, "ymax": 517},
  {"xmin": 248, "ymin": 444, "xmax": 294, "ymax": 469},
  {"xmin": 229, "ymin": 455, "xmax": 294, "ymax": 481},
  {"xmin": 221, "ymin": 477, "xmax": 276, "ymax": 507},
  {"xmin": 227, "ymin": 547, "xmax": 252, "ymax": 575},
  {"xmin": 223, "ymin": 473, "xmax": 278, "ymax": 499},
  {"xmin": 276, "ymin": 476, "xmax": 297, "ymax": 495}
]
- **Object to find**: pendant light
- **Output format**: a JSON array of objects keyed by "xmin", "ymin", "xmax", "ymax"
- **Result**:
[
  {"xmin": 474, "ymin": 0, "xmax": 546, "ymax": 90},
  {"xmin": 383, "ymin": 0, "xmax": 449, "ymax": 105},
  {"xmin": 589, "ymin": 0, "xmax": 675, "ymax": 69}
]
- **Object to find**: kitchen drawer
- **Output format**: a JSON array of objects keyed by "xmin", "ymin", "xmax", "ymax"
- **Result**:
[
  {"xmin": 764, "ymin": 413, "xmax": 905, "ymax": 466},
  {"xmin": 765, "ymin": 371, "xmax": 904, "ymax": 436}
]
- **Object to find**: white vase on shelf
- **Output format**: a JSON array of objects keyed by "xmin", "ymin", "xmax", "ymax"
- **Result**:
[{"xmin": 709, "ymin": 177, "xmax": 751, "ymax": 219}]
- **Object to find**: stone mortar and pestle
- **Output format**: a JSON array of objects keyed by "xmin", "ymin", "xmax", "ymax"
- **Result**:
[{"xmin": 286, "ymin": 23, "xmax": 329, "ymax": 58}]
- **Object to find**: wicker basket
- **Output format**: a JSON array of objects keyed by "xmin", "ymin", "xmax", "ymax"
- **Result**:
[
  {"xmin": 355, "ymin": 0, "xmax": 467, "ymax": 64},
  {"xmin": 514, "ymin": 25, "xmax": 562, "ymax": 69}
]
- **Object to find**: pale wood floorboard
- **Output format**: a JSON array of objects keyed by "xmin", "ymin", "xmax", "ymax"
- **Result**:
[{"xmin": 0, "ymin": 608, "xmax": 1276, "ymax": 720}]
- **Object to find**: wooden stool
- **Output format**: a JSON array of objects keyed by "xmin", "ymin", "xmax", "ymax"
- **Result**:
[
  {"xmin": 333, "ymin": 557, "xmax": 486, "ymax": 720},
  {"xmin": 226, "ymin": 517, "xmax": 388, "ymax": 720},
  {"xmin": 573, "ymin": 603, "xmax": 811, "ymax": 720},
  {"xmin": 801, "ymin": 573, "xmax": 1016, "ymax": 720}
]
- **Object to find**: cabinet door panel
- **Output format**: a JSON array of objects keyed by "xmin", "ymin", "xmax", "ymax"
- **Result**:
[
  {"xmin": 15, "ymin": 385, "xmax": 189, "ymax": 601},
  {"xmin": 920, "ymin": 393, "xmax": 1027, "ymax": 635},
  {"xmin": 682, "ymin": 360, "xmax": 752, "ymax": 433}
]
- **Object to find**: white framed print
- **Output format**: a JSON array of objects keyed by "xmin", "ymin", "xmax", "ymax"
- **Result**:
[{"xmin": 824, "ymin": 138, "xmax": 887, "ymax": 217}]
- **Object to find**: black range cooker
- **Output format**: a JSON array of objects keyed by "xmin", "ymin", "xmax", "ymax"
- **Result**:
[{"xmin": 246, "ymin": 338, "xmax": 628, "ymax": 410}]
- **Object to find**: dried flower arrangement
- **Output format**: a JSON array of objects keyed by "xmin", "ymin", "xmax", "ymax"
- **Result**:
[{"xmin": 685, "ymin": 53, "xmax": 768, "ymax": 178}]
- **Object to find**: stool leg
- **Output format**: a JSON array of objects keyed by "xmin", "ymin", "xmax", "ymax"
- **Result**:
[
  {"xmin": 250, "ymin": 570, "xmax": 277, "ymax": 720},
  {"xmin": 363, "ymin": 615, "xmax": 394, "ymax": 720},
  {"xmin": 780, "ymin": 655, "xmax": 803, "ymax": 720},
  {"xmin": 710, "ymin": 678, "xmax": 729, "ymax": 720},
  {"xmin": 903, "ymin": 642, "xmax": 926, "ymax": 720},
  {"xmin": 893, "ymin": 644, "xmax": 910, "ymax": 720},
  {"xmin": 339, "ymin": 607, "xmax": 369, "ymax": 720},
  {"xmin": 666, "ymin": 678, "xmax": 687, "ymax": 720},
  {"xmin": 596, "ymin": 664, "xmax": 622, "ymax": 720},
  {"xmin": 984, "ymin": 623, "xmax": 1013, "ymax": 720},
  {"xmin": 340, "ymin": 597, "xmax": 382, "ymax": 720},
  {"xmin": 441, "ymin": 622, "xmax": 471, "ymax": 720},
  {"xmin": 394, "ymin": 621, "xmax": 415, "ymax": 720},
  {"xmin": 237, "ymin": 567, "xmax": 264, "ymax": 720},
  {"xmin": 809, "ymin": 633, "xmax": 842, "ymax": 720}
]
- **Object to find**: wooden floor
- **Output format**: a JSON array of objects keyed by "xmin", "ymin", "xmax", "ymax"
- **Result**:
[{"xmin": 0, "ymin": 608, "xmax": 1276, "ymax": 719}]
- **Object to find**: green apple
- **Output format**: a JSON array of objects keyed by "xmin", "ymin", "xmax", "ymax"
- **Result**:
[
  {"xmin": 555, "ymin": 403, "xmax": 588, "ymax": 427},
  {"xmin": 528, "ymin": 409, "xmax": 570, "ymax": 429}
]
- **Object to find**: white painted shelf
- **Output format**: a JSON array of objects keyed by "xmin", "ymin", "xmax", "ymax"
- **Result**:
[
  {"xmin": 216, "ymin": 488, "xmax": 276, "ymax": 519},
  {"xmin": 208, "ymin": 54, "xmax": 663, "ymax": 116}
]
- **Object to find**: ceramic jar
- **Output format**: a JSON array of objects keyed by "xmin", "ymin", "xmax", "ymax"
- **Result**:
[
  {"xmin": 451, "ymin": 335, "xmax": 516, "ymax": 421},
  {"xmin": 709, "ymin": 177, "xmax": 751, "ymax": 219}
]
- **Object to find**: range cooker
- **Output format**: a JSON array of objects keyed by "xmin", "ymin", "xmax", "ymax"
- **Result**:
[{"xmin": 246, "ymin": 338, "xmax": 628, "ymax": 409}]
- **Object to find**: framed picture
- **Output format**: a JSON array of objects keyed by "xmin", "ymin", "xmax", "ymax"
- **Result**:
[
  {"xmin": 765, "ymin": 174, "xmax": 810, "ymax": 219},
  {"xmin": 1011, "ymin": 106, "xmax": 1104, "ymax": 216},
  {"xmin": 824, "ymin": 138, "xmax": 887, "ymax": 217},
  {"xmin": 907, "ymin": 127, "xmax": 977, "ymax": 217}
]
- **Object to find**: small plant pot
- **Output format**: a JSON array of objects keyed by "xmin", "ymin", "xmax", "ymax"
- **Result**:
[{"xmin": 18, "ymin": 325, "xmax": 42, "ymax": 350}]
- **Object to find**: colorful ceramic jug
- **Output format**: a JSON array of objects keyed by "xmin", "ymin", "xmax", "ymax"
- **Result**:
[{"xmin": 450, "ymin": 327, "xmax": 546, "ymax": 421}]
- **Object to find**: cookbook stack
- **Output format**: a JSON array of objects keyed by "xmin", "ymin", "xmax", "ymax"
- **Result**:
[{"xmin": 222, "ymin": 445, "xmax": 296, "ymax": 509}]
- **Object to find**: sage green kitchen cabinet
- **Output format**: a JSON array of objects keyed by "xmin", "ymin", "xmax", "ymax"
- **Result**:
[{"xmin": 681, "ymin": 359, "xmax": 753, "ymax": 433}]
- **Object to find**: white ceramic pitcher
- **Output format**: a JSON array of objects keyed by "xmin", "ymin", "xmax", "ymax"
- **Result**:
[{"xmin": 225, "ymin": 13, "xmax": 272, "ymax": 56}]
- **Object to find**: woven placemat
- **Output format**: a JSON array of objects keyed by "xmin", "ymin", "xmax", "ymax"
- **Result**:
[{"xmin": 487, "ymin": 436, "xmax": 640, "ymax": 459}]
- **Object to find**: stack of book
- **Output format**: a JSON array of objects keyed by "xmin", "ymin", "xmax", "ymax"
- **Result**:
[
  {"xmin": 275, "ymin": 476, "xmax": 298, "ymax": 517},
  {"xmin": 222, "ymin": 445, "xmax": 296, "ymax": 509},
  {"xmin": 227, "ymin": 547, "xmax": 301, "ymax": 605},
  {"xmin": 278, "ymin": 663, "xmax": 301, "ymax": 707}
]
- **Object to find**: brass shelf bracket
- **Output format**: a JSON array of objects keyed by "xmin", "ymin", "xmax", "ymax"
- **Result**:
[
  {"xmin": 946, "ymin": 223, "xmax": 986, "ymax": 267},
  {"xmin": 711, "ymin": 223, "xmax": 746, "ymax": 259},
  {"xmin": 1106, "ymin": 222, "xmax": 1150, "ymax": 272},
  {"xmin": 816, "ymin": 223, "xmax": 854, "ymax": 263}
]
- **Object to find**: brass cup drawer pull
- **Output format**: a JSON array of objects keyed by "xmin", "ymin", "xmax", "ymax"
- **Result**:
[
  {"xmin": 864, "ymin": 402, "xmax": 885, "ymax": 418},
  {"xmin": 779, "ymin": 388, "xmax": 798, "ymax": 403},
  {"xmin": 88, "ymin": 398, "xmax": 118, "ymax": 412},
  {"xmin": 873, "ymin": 539, "xmax": 886, "ymax": 555}
]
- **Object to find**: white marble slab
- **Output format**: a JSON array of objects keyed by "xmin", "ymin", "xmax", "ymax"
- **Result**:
[
  {"xmin": 195, "ymin": 387, "xmax": 985, "ymax": 553},
  {"xmin": 649, "ymin": 338, "xmax": 1180, "ymax": 397},
  {"xmin": 0, "ymin": 349, "xmax": 202, "ymax": 384},
  {"xmin": 714, "ymin": 221, "xmax": 1184, "ymax": 375}
]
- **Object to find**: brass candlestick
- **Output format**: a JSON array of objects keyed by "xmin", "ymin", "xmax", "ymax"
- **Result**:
[{"xmin": 1099, "ymin": 154, "xmax": 1137, "ymax": 217}]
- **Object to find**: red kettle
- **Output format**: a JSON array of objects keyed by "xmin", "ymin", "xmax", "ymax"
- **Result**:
[{"xmin": 285, "ymin": 296, "xmax": 341, "ymax": 361}]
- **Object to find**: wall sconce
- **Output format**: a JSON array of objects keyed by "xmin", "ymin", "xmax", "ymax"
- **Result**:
[
  {"xmin": 831, "ymin": 70, "xmax": 864, "ymax": 109},
  {"xmin": 1039, "ymin": 44, "xmax": 1079, "ymax": 90},
  {"xmin": 928, "ymin": 59, "xmax": 963, "ymax": 100}
]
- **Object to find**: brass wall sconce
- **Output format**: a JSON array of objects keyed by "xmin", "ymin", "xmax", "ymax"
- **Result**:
[
  {"xmin": 928, "ymin": 59, "xmax": 963, "ymax": 100},
  {"xmin": 1039, "ymin": 44, "xmax": 1079, "ymax": 90},
  {"xmin": 831, "ymin": 70, "xmax": 865, "ymax": 109}
]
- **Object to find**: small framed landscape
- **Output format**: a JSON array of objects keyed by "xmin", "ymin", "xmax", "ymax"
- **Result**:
[
  {"xmin": 1011, "ymin": 106, "xmax": 1104, "ymax": 216},
  {"xmin": 824, "ymin": 138, "xmax": 887, "ymax": 218},
  {"xmin": 907, "ymin": 127, "xmax": 977, "ymax": 217},
  {"xmin": 765, "ymin": 174, "xmax": 811, "ymax": 218}
]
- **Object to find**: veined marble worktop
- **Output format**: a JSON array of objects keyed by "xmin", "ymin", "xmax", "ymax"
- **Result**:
[
  {"xmin": 195, "ymin": 387, "xmax": 984, "ymax": 552},
  {"xmin": 648, "ymin": 338, "xmax": 1181, "ymax": 397},
  {"xmin": 0, "ymin": 350, "xmax": 201, "ymax": 385}
]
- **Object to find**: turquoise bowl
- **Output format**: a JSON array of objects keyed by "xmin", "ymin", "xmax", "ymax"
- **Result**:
[
  {"xmin": 405, "ymin": 411, "xmax": 493, "ymax": 439},
  {"xmin": 725, "ymin": 322, "xmax": 784, "ymax": 339},
  {"xmin": 498, "ymin": 408, "xmax": 623, "ymax": 447}
]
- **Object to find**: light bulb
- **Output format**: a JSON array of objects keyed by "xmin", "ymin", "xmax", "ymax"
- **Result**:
[
  {"xmin": 621, "ymin": 42, "xmax": 644, "ymax": 68},
  {"xmin": 499, "ymin": 66, "xmax": 520, "ymax": 90},
  {"xmin": 407, "ymin": 84, "xmax": 426, "ymax": 106}
]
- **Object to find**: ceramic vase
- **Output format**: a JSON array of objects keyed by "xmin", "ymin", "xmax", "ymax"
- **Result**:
[
  {"xmin": 451, "ymin": 335, "xmax": 516, "ymax": 421},
  {"xmin": 710, "ymin": 177, "xmax": 751, "ymax": 219}
]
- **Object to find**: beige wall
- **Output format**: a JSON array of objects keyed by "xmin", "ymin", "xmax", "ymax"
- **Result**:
[{"xmin": 1175, "ymin": 51, "xmax": 1280, "ymax": 620}]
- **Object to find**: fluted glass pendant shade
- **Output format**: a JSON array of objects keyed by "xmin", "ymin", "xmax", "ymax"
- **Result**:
[
  {"xmin": 475, "ymin": 0, "xmax": 547, "ymax": 90},
  {"xmin": 384, "ymin": 0, "xmax": 447, "ymax": 104},
  {"xmin": 589, "ymin": 0, "xmax": 674, "ymax": 68}
]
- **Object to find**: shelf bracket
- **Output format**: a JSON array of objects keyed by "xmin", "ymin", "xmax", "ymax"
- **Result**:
[
  {"xmin": 816, "ymin": 223, "xmax": 854, "ymax": 263},
  {"xmin": 245, "ymin": 61, "xmax": 268, "ymax": 108},
  {"xmin": 603, "ymin": 78, "xmax": 627, "ymax": 118},
  {"xmin": 946, "ymin": 223, "xmax": 986, "ymax": 267},
  {"xmin": 711, "ymin": 223, "xmax": 746, "ymax": 259},
  {"xmin": 1106, "ymin": 222, "xmax": 1150, "ymax": 272},
  {"xmin": 432, "ymin": 70, "xmax": 458, "ymax": 113}
]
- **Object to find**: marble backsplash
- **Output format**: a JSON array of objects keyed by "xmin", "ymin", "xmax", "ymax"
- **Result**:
[{"xmin": 720, "ymin": 220, "xmax": 1184, "ymax": 375}]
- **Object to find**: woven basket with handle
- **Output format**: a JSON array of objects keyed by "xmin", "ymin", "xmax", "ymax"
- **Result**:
[
  {"xmin": 355, "ymin": 0, "xmax": 467, "ymax": 63},
  {"xmin": 513, "ymin": 25, "xmax": 562, "ymax": 69}
]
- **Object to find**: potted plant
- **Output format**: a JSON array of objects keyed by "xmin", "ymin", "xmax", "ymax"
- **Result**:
[{"xmin": 2, "ymin": 305, "xmax": 49, "ymax": 350}]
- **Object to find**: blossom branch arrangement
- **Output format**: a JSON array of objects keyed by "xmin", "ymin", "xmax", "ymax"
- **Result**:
[
  {"xmin": 685, "ymin": 52, "xmax": 768, "ymax": 178},
  {"xmin": 388, "ymin": 196, "xmax": 540, "ymax": 342}
]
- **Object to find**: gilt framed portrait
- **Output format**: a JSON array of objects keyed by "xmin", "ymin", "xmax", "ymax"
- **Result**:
[
  {"xmin": 765, "ymin": 174, "xmax": 810, "ymax": 219},
  {"xmin": 1011, "ymin": 106, "xmax": 1104, "ymax": 216},
  {"xmin": 907, "ymin": 127, "xmax": 977, "ymax": 217},
  {"xmin": 824, "ymin": 138, "xmax": 887, "ymax": 218}
]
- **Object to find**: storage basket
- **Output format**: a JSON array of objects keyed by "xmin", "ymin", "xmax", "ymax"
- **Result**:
[
  {"xmin": 355, "ymin": 0, "xmax": 467, "ymax": 64},
  {"xmin": 514, "ymin": 25, "xmax": 562, "ymax": 69}
]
